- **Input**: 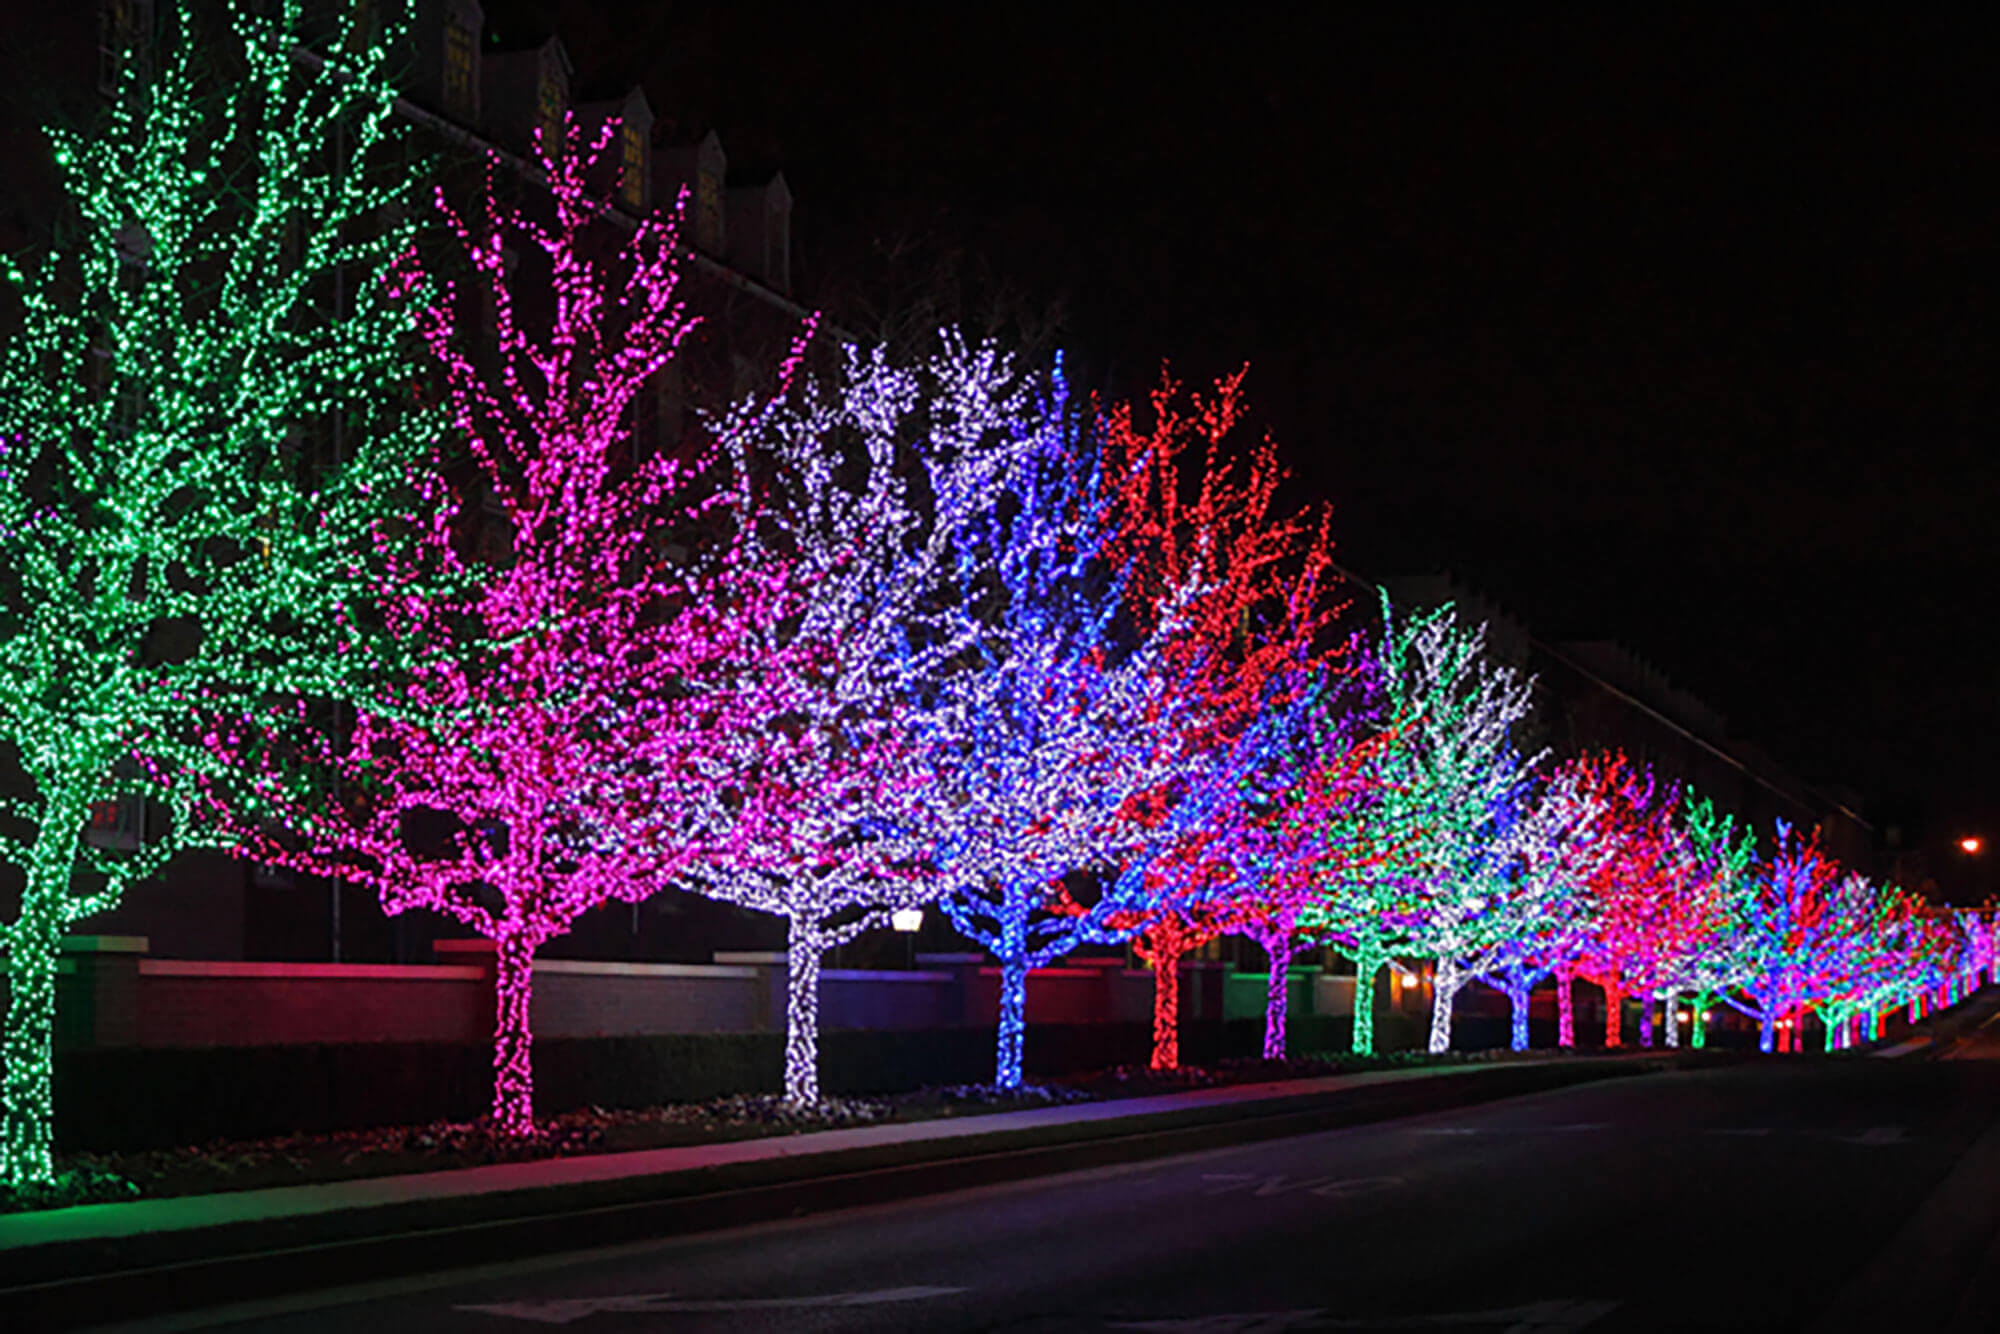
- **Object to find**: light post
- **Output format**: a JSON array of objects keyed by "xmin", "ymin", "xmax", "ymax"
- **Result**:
[{"xmin": 892, "ymin": 906, "xmax": 924, "ymax": 969}]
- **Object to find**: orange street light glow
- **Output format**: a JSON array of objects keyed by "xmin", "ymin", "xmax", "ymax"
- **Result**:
[{"xmin": 1964, "ymin": 837, "xmax": 1985, "ymax": 855}]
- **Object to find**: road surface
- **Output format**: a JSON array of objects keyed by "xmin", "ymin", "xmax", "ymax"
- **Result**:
[{"xmin": 92, "ymin": 1049, "xmax": 2000, "ymax": 1333}]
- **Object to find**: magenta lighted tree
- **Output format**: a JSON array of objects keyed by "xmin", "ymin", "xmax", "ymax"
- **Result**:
[{"xmin": 215, "ymin": 115, "xmax": 804, "ymax": 1134}]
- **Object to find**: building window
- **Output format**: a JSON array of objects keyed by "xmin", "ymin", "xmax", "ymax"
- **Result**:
[
  {"xmin": 87, "ymin": 779, "xmax": 144, "ymax": 853},
  {"xmin": 538, "ymin": 70, "xmax": 566, "ymax": 160},
  {"xmin": 442, "ymin": 18, "xmax": 476, "ymax": 121},
  {"xmin": 621, "ymin": 122, "xmax": 646, "ymax": 210},
  {"xmin": 696, "ymin": 168, "xmax": 722, "ymax": 251}
]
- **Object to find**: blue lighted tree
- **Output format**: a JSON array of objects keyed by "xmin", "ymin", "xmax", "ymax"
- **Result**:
[{"xmin": 914, "ymin": 365, "xmax": 1203, "ymax": 1089}]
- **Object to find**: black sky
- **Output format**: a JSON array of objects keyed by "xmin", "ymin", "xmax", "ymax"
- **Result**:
[{"xmin": 502, "ymin": 4, "xmax": 1998, "ymax": 850}]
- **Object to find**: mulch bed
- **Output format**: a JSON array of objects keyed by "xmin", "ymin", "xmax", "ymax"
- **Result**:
[{"xmin": 2, "ymin": 1049, "xmax": 1498, "ymax": 1216}]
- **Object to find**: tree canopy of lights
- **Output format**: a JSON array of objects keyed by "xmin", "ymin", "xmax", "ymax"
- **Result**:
[
  {"xmin": 0, "ymin": 0, "xmax": 430, "ymax": 1185},
  {"xmin": 209, "ymin": 113, "xmax": 807, "ymax": 1136},
  {"xmin": 1080, "ymin": 369, "xmax": 1344, "ymax": 1070},
  {"xmin": 680, "ymin": 335, "xmax": 1036, "ymax": 1106},
  {"xmin": 917, "ymin": 363, "xmax": 1206, "ymax": 1090}
]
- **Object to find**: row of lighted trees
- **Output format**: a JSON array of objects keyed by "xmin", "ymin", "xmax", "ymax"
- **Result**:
[{"xmin": 0, "ymin": 4, "xmax": 1983, "ymax": 1188}]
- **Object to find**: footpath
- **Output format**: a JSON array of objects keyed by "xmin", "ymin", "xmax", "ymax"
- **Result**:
[{"xmin": 0, "ymin": 1053, "xmax": 1676, "ymax": 1329}]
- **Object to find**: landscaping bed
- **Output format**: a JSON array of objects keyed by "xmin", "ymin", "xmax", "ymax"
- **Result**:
[{"xmin": 3, "ymin": 1049, "xmax": 1507, "ymax": 1215}]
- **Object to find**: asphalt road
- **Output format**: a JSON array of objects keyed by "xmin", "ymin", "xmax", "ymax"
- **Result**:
[{"xmin": 91, "ymin": 1051, "xmax": 2000, "ymax": 1334}]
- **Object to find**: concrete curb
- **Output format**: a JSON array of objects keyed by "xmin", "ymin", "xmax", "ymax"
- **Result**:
[{"xmin": 2, "ymin": 1056, "xmax": 1666, "ymax": 1329}]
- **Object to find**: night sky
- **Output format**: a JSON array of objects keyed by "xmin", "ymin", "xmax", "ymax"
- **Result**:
[{"xmin": 500, "ymin": 5, "xmax": 1997, "ymax": 862}]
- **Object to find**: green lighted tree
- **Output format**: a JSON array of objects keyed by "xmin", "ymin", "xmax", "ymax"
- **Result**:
[{"xmin": 0, "ymin": 1, "xmax": 430, "ymax": 1185}]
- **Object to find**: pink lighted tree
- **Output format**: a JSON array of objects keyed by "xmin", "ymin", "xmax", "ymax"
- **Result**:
[{"xmin": 211, "ymin": 115, "xmax": 805, "ymax": 1134}]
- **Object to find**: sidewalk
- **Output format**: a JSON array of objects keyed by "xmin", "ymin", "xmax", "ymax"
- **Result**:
[
  {"xmin": 1871, "ymin": 984, "xmax": 2000, "ymax": 1060},
  {"xmin": 1, "ymin": 1054, "xmax": 1665, "ymax": 1328}
]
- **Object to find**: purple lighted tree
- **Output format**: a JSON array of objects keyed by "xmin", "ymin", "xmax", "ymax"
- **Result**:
[
  {"xmin": 1205, "ymin": 676, "xmax": 1402, "ymax": 1062},
  {"xmin": 212, "ymin": 115, "xmax": 805, "ymax": 1134}
]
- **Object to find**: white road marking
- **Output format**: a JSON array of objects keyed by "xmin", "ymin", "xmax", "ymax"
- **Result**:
[
  {"xmin": 1199, "ymin": 1173, "xmax": 1404, "ymax": 1199},
  {"xmin": 1825, "ymin": 1125, "xmax": 1910, "ymax": 1146},
  {"xmin": 1706, "ymin": 1126, "xmax": 1909, "ymax": 1144},
  {"xmin": 1105, "ymin": 1297, "xmax": 1620, "ymax": 1331},
  {"xmin": 1411, "ymin": 1124, "xmax": 1607, "ymax": 1136},
  {"xmin": 453, "ymin": 1285, "xmax": 966, "ymax": 1324},
  {"xmin": 1106, "ymin": 1311, "xmax": 1328, "ymax": 1332}
]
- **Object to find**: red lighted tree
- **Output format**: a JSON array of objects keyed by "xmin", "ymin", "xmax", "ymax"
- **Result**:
[
  {"xmin": 1093, "ymin": 370, "xmax": 1343, "ymax": 1068},
  {"xmin": 211, "ymin": 116, "xmax": 805, "ymax": 1134},
  {"xmin": 1569, "ymin": 753, "xmax": 1687, "ymax": 1048}
]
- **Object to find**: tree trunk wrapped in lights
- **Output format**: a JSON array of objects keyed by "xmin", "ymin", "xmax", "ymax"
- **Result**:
[
  {"xmin": 1555, "ymin": 966, "xmax": 1577, "ymax": 1049},
  {"xmin": 0, "ymin": 1, "xmax": 429, "ymax": 1186}
]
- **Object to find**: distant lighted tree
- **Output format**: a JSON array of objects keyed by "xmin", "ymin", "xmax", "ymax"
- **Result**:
[
  {"xmin": 1319, "ymin": 595, "xmax": 1543, "ymax": 1054},
  {"xmin": 1301, "ymin": 596, "xmax": 1510, "ymax": 1057},
  {"xmin": 1666, "ymin": 792, "xmax": 1757, "ymax": 1050},
  {"xmin": 0, "ymin": 2, "xmax": 428, "ymax": 1185},
  {"xmin": 1568, "ymin": 756, "xmax": 1692, "ymax": 1049},
  {"xmin": 1477, "ymin": 754, "xmax": 1624, "ymax": 1052},
  {"xmin": 1718, "ymin": 821, "xmax": 1845, "ymax": 1053}
]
